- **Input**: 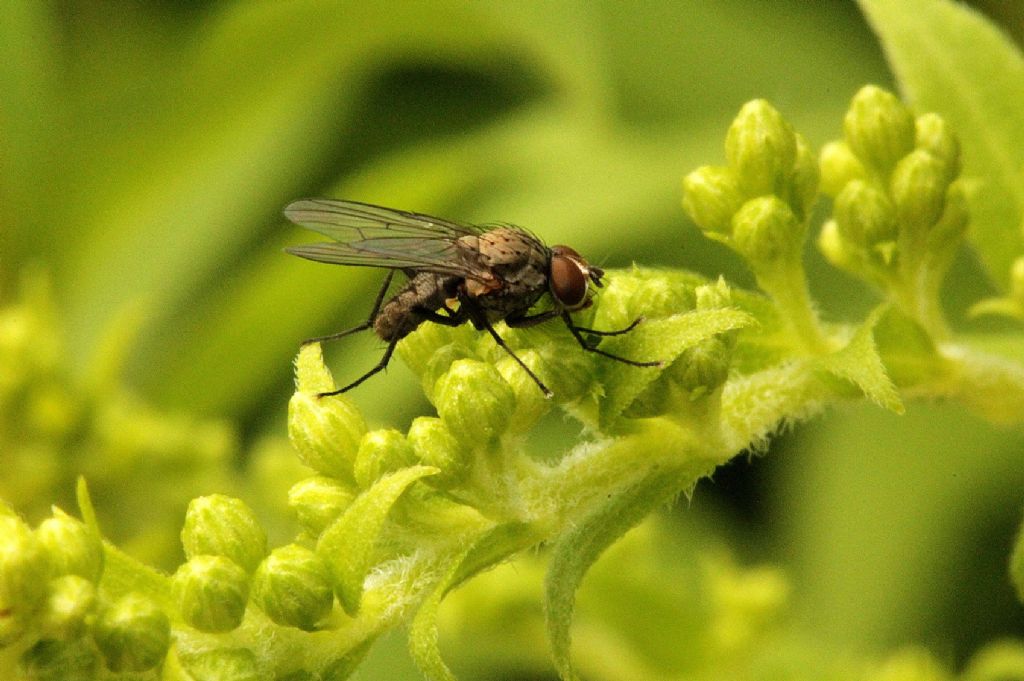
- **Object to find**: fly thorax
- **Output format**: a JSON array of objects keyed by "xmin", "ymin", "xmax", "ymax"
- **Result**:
[{"xmin": 476, "ymin": 228, "xmax": 548, "ymax": 289}]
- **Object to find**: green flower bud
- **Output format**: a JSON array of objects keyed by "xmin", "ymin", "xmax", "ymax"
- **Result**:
[
  {"xmin": 293, "ymin": 342, "xmax": 335, "ymax": 395},
  {"xmin": 682, "ymin": 166, "xmax": 744, "ymax": 235},
  {"xmin": 818, "ymin": 219, "xmax": 859, "ymax": 273},
  {"xmin": 843, "ymin": 85, "xmax": 915, "ymax": 175},
  {"xmin": 819, "ymin": 141, "xmax": 866, "ymax": 197},
  {"xmin": 181, "ymin": 495, "xmax": 267, "ymax": 573},
  {"xmin": 36, "ymin": 508, "xmax": 102, "ymax": 582},
  {"xmin": 353, "ymin": 429, "xmax": 416, "ymax": 489},
  {"xmin": 494, "ymin": 350, "xmax": 552, "ymax": 431},
  {"xmin": 890, "ymin": 149, "xmax": 949, "ymax": 232},
  {"xmin": 288, "ymin": 476, "xmax": 356, "ymax": 536},
  {"xmin": 667, "ymin": 336, "xmax": 734, "ymax": 397},
  {"xmin": 915, "ymin": 112, "xmax": 960, "ymax": 182},
  {"xmin": 397, "ymin": 317, "xmax": 477, "ymax": 379},
  {"xmin": 92, "ymin": 593, "xmax": 170, "ymax": 672},
  {"xmin": 40, "ymin": 575, "xmax": 96, "ymax": 639},
  {"xmin": 833, "ymin": 179, "xmax": 898, "ymax": 250},
  {"xmin": 407, "ymin": 416, "xmax": 470, "ymax": 485},
  {"xmin": 180, "ymin": 647, "xmax": 260, "ymax": 681},
  {"xmin": 172, "ymin": 555, "xmax": 249, "ymax": 632},
  {"xmin": 0, "ymin": 514, "xmax": 51, "ymax": 645},
  {"xmin": 787, "ymin": 133, "xmax": 820, "ymax": 220},
  {"xmin": 726, "ymin": 100, "xmax": 797, "ymax": 197},
  {"xmin": 252, "ymin": 544, "xmax": 333, "ymax": 630},
  {"xmin": 731, "ymin": 196, "xmax": 804, "ymax": 266},
  {"xmin": 434, "ymin": 359, "xmax": 516, "ymax": 448},
  {"xmin": 20, "ymin": 639, "xmax": 98, "ymax": 681},
  {"xmin": 419, "ymin": 343, "xmax": 475, "ymax": 402},
  {"xmin": 288, "ymin": 389, "xmax": 366, "ymax": 480}
]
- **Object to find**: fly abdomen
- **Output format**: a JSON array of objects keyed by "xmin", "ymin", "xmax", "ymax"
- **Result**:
[{"xmin": 373, "ymin": 272, "xmax": 454, "ymax": 341}]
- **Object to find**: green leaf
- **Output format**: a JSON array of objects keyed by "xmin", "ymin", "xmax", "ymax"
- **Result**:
[
  {"xmin": 816, "ymin": 305, "xmax": 904, "ymax": 413},
  {"xmin": 544, "ymin": 469, "xmax": 689, "ymax": 681},
  {"xmin": 872, "ymin": 306, "xmax": 946, "ymax": 388},
  {"xmin": 317, "ymin": 465, "xmax": 438, "ymax": 614},
  {"xmin": 858, "ymin": 0, "xmax": 1024, "ymax": 289},
  {"xmin": 408, "ymin": 522, "xmax": 542, "ymax": 681},
  {"xmin": 598, "ymin": 308, "xmax": 757, "ymax": 427}
]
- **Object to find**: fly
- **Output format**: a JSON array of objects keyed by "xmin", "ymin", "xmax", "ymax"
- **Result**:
[{"xmin": 284, "ymin": 199, "xmax": 661, "ymax": 398}]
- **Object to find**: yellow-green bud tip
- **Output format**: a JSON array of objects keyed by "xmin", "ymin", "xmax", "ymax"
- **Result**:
[
  {"xmin": 915, "ymin": 112, "xmax": 961, "ymax": 182},
  {"xmin": 843, "ymin": 85, "xmax": 915, "ymax": 175},
  {"xmin": 172, "ymin": 555, "xmax": 249, "ymax": 633},
  {"xmin": 682, "ymin": 166, "xmax": 743, "ymax": 235},
  {"xmin": 181, "ymin": 495, "xmax": 267, "ymax": 573},
  {"xmin": 726, "ymin": 100, "xmax": 797, "ymax": 197},
  {"xmin": 252, "ymin": 544, "xmax": 334, "ymax": 630},
  {"xmin": 819, "ymin": 141, "xmax": 867, "ymax": 197}
]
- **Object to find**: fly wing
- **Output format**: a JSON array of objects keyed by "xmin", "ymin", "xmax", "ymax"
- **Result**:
[
  {"xmin": 285, "ymin": 199, "xmax": 482, "ymax": 240},
  {"xmin": 285, "ymin": 198, "xmax": 490, "ymax": 278}
]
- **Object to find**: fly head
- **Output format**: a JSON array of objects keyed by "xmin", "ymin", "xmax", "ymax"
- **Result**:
[{"xmin": 549, "ymin": 245, "xmax": 601, "ymax": 310}]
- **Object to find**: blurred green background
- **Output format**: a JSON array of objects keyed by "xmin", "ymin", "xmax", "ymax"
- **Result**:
[{"xmin": 2, "ymin": 1, "xmax": 1022, "ymax": 678}]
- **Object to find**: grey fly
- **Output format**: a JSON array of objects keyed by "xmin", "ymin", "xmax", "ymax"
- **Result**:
[{"xmin": 285, "ymin": 199, "xmax": 660, "ymax": 397}]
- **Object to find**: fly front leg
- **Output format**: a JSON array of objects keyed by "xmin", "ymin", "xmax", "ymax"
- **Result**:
[
  {"xmin": 561, "ymin": 311, "xmax": 662, "ymax": 368},
  {"xmin": 570, "ymin": 316, "xmax": 645, "ymax": 337},
  {"xmin": 302, "ymin": 270, "xmax": 396, "ymax": 345},
  {"xmin": 504, "ymin": 308, "xmax": 561, "ymax": 329}
]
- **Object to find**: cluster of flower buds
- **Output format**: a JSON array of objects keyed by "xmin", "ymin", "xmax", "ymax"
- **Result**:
[
  {"xmin": 1, "ymin": 503, "xmax": 175, "ymax": 678},
  {"xmin": 682, "ymin": 101, "xmax": 830, "ymax": 354},
  {"xmin": 683, "ymin": 100, "xmax": 819, "ymax": 280},
  {"xmin": 818, "ymin": 85, "xmax": 966, "ymax": 333}
]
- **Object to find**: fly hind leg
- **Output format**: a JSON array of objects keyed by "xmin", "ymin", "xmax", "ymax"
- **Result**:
[
  {"xmin": 302, "ymin": 270, "xmax": 395, "ymax": 345},
  {"xmin": 316, "ymin": 337, "xmax": 399, "ymax": 398},
  {"xmin": 316, "ymin": 301, "xmax": 466, "ymax": 398}
]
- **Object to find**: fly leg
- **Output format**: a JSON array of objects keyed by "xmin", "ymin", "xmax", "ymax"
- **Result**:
[
  {"xmin": 504, "ymin": 309, "xmax": 560, "ymax": 329},
  {"xmin": 317, "ymin": 338, "xmax": 399, "ymax": 397},
  {"xmin": 570, "ymin": 316, "xmax": 645, "ymax": 336},
  {"xmin": 467, "ymin": 307, "xmax": 552, "ymax": 398},
  {"xmin": 560, "ymin": 311, "xmax": 662, "ymax": 368},
  {"xmin": 506, "ymin": 312, "xmax": 644, "ymax": 337},
  {"xmin": 316, "ymin": 300, "xmax": 466, "ymax": 398},
  {"xmin": 302, "ymin": 270, "xmax": 395, "ymax": 345}
]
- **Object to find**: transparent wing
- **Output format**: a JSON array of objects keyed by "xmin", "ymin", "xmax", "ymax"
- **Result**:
[
  {"xmin": 284, "ymin": 198, "xmax": 491, "ymax": 278},
  {"xmin": 285, "ymin": 198, "xmax": 483, "ymax": 240}
]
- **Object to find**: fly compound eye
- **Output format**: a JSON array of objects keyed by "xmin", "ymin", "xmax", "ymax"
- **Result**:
[{"xmin": 550, "ymin": 253, "xmax": 589, "ymax": 309}]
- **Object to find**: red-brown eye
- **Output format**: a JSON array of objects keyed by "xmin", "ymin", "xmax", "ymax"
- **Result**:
[{"xmin": 550, "ymin": 253, "xmax": 588, "ymax": 309}]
